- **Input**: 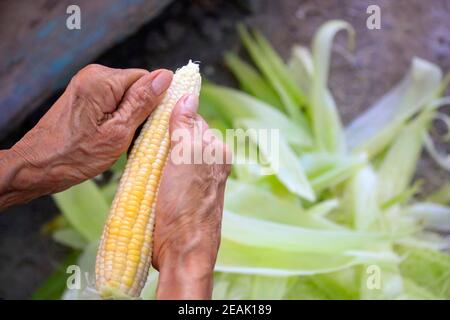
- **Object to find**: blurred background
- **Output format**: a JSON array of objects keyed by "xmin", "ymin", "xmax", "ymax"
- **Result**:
[{"xmin": 0, "ymin": 0, "xmax": 449, "ymax": 299}]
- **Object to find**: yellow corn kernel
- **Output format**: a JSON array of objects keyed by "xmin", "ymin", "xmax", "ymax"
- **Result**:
[{"xmin": 95, "ymin": 61, "xmax": 201, "ymax": 299}]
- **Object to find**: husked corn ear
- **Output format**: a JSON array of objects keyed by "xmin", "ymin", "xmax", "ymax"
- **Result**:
[{"xmin": 95, "ymin": 61, "xmax": 201, "ymax": 299}]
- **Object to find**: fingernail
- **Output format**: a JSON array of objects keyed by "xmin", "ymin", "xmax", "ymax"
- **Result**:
[
  {"xmin": 151, "ymin": 70, "xmax": 173, "ymax": 96},
  {"xmin": 182, "ymin": 94, "xmax": 199, "ymax": 113}
]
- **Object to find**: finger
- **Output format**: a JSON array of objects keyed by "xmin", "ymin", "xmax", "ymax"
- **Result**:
[
  {"xmin": 74, "ymin": 64, "xmax": 149, "ymax": 104},
  {"xmin": 114, "ymin": 68, "xmax": 151, "ymax": 95},
  {"xmin": 196, "ymin": 114, "xmax": 210, "ymax": 133},
  {"xmin": 109, "ymin": 69, "xmax": 173, "ymax": 130},
  {"xmin": 169, "ymin": 93, "xmax": 200, "ymax": 135},
  {"xmin": 169, "ymin": 94, "xmax": 208, "ymax": 166},
  {"xmin": 102, "ymin": 66, "xmax": 150, "ymax": 110},
  {"xmin": 128, "ymin": 95, "xmax": 202, "ymax": 159}
]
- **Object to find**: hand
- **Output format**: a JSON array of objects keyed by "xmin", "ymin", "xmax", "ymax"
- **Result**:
[
  {"xmin": 0, "ymin": 64, "xmax": 173, "ymax": 209},
  {"xmin": 153, "ymin": 94, "xmax": 231, "ymax": 299}
]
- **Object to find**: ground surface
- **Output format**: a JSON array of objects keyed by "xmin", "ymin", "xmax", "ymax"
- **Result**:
[{"xmin": 1, "ymin": 0, "xmax": 449, "ymax": 299}]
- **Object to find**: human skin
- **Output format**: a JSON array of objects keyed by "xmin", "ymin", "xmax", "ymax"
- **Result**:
[
  {"xmin": 0, "ymin": 64, "xmax": 230, "ymax": 299},
  {"xmin": 154, "ymin": 94, "xmax": 231, "ymax": 299}
]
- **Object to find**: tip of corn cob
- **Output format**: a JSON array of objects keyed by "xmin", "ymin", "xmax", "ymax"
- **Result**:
[{"xmin": 174, "ymin": 60, "xmax": 202, "ymax": 95}]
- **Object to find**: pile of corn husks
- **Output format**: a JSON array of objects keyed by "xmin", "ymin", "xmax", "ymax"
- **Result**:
[{"xmin": 37, "ymin": 21, "xmax": 450, "ymax": 300}]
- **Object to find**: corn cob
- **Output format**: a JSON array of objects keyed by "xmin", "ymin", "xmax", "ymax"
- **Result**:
[{"xmin": 95, "ymin": 61, "xmax": 201, "ymax": 299}]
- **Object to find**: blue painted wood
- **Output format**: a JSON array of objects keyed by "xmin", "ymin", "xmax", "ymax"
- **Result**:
[{"xmin": 0, "ymin": 0, "xmax": 171, "ymax": 139}]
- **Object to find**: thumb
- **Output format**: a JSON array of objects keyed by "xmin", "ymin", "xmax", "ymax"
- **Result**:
[
  {"xmin": 110, "ymin": 69, "xmax": 173, "ymax": 130},
  {"xmin": 169, "ymin": 94, "xmax": 200, "ymax": 135}
]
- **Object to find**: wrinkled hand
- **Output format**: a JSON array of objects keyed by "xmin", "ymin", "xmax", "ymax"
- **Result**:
[
  {"xmin": 153, "ymin": 94, "xmax": 231, "ymax": 299},
  {"xmin": 5, "ymin": 64, "xmax": 173, "ymax": 204},
  {"xmin": 0, "ymin": 64, "xmax": 231, "ymax": 300}
]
